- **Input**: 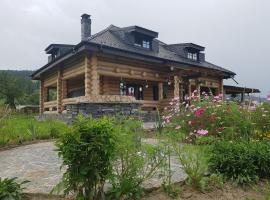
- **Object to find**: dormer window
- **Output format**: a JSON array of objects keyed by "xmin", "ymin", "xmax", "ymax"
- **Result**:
[{"xmin": 187, "ymin": 52, "xmax": 198, "ymax": 61}]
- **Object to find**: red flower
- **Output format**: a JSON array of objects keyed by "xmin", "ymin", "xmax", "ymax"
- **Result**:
[{"xmin": 194, "ymin": 108, "xmax": 206, "ymax": 117}]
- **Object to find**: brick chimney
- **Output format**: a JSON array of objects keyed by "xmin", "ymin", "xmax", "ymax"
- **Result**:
[{"xmin": 81, "ymin": 14, "xmax": 91, "ymax": 41}]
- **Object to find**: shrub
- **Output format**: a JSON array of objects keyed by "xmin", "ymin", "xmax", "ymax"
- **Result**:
[
  {"xmin": 0, "ymin": 177, "xmax": 29, "ymax": 200},
  {"xmin": 210, "ymin": 140, "xmax": 270, "ymax": 185},
  {"xmin": 107, "ymin": 118, "xmax": 165, "ymax": 200},
  {"xmin": 174, "ymin": 144, "xmax": 210, "ymax": 191},
  {"xmin": 53, "ymin": 116, "xmax": 117, "ymax": 199},
  {"xmin": 251, "ymin": 103, "xmax": 270, "ymax": 139}
]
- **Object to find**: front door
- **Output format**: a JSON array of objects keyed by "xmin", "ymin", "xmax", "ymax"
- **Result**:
[{"xmin": 126, "ymin": 84, "xmax": 143, "ymax": 100}]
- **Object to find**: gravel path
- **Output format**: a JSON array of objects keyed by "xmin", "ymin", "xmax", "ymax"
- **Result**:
[{"xmin": 0, "ymin": 141, "xmax": 186, "ymax": 194}]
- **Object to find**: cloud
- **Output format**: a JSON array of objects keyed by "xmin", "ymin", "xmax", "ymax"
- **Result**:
[{"xmin": 0, "ymin": 0, "xmax": 269, "ymax": 96}]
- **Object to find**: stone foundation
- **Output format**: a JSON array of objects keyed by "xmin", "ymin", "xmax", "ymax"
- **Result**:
[
  {"xmin": 66, "ymin": 102, "xmax": 140, "ymax": 117},
  {"xmin": 39, "ymin": 102, "xmax": 157, "ymax": 123}
]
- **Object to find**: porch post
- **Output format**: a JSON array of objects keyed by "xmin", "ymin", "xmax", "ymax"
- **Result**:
[
  {"xmin": 220, "ymin": 79, "xmax": 224, "ymax": 95},
  {"xmin": 188, "ymin": 80, "xmax": 192, "ymax": 97},
  {"xmin": 57, "ymin": 70, "xmax": 63, "ymax": 113},
  {"xmin": 241, "ymin": 92, "xmax": 245, "ymax": 102},
  {"xmin": 62, "ymin": 80, "xmax": 67, "ymax": 110},
  {"xmin": 39, "ymin": 78, "xmax": 44, "ymax": 114},
  {"xmin": 179, "ymin": 78, "xmax": 183, "ymax": 102},
  {"xmin": 196, "ymin": 79, "xmax": 201, "ymax": 99},
  {"xmin": 85, "ymin": 56, "xmax": 91, "ymax": 97},
  {"xmin": 174, "ymin": 75, "xmax": 180, "ymax": 99},
  {"xmin": 90, "ymin": 53, "xmax": 99, "ymax": 96},
  {"xmin": 158, "ymin": 82, "xmax": 163, "ymax": 100}
]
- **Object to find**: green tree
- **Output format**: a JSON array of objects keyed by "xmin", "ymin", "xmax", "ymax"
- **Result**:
[{"xmin": 0, "ymin": 71, "xmax": 24, "ymax": 109}]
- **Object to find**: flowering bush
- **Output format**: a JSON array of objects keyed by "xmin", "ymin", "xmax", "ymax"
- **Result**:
[
  {"xmin": 162, "ymin": 91, "xmax": 268, "ymax": 143},
  {"xmin": 251, "ymin": 103, "xmax": 270, "ymax": 139},
  {"xmin": 267, "ymin": 93, "xmax": 270, "ymax": 102}
]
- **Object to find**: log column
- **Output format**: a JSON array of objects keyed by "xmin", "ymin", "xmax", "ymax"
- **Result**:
[
  {"xmin": 179, "ymin": 78, "xmax": 183, "ymax": 102},
  {"xmin": 61, "ymin": 80, "xmax": 67, "ymax": 110},
  {"xmin": 90, "ymin": 54, "xmax": 99, "ymax": 96},
  {"xmin": 174, "ymin": 75, "xmax": 180, "ymax": 99},
  {"xmin": 39, "ymin": 79, "xmax": 45, "ymax": 114},
  {"xmin": 158, "ymin": 82, "xmax": 163, "ymax": 100},
  {"xmin": 219, "ymin": 79, "xmax": 224, "ymax": 98},
  {"xmin": 57, "ymin": 70, "xmax": 63, "ymax": 113},
  {"xmin": 196, "ymin": 79, "xmax": 201, "ymax": 99},
  {"xmin": 188, "ymin": 80, "xmax": 192, "ymax": 97},
  {"xmin": 85, "ymin": 54, "xmax": 99, "ymax": 98},
  {"xmin": 85, "ymin": 56, "xmax": 91, "ymax": 97}
]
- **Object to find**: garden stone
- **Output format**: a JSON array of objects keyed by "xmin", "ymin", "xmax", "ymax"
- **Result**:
[{"xmin": 0, "ymin": 141, "xmax": 187, "ymax": 194}]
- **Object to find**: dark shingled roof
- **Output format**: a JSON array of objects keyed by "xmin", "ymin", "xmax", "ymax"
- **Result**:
[
  {"xmin": 87, "ymin": 25, "xmax": 235, "ymax": 76},
  {"xmin": 32, "ymin": 24, "xmax": 236, "ymax": 79}
]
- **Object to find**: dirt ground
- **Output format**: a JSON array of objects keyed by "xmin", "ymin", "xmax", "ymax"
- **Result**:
[
  {"xmin": 142, "ymin": 182, "xmax": 269, "ymax": 200},
  {"xmin": 28, "ymin": 181, "xmax": 270, "ymax": 200}
]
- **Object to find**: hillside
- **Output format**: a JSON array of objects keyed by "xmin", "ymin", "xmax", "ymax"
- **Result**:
[{"xmin": 0, "ymin": 70, "xmax": 39, "ymax": 106}]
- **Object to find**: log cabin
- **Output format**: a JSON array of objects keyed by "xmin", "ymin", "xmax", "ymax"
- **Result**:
[{"xmin": 32, "ymin": 14, "xmax": 238, "ymax": 117}]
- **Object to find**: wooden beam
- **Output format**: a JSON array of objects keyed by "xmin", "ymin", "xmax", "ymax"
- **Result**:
[
  {"xmin": 57, "ymin": 70, "xmax": 63, "ymax": 113},
  {"xmin": 39, "ymin": 79, "xmax": 45, "ymax": 114},
  {"xmin": 196, "ymin": 79, "xmax": 201, "ymax": 99},
  {"xmin": 158, "ymin": 82, "xmax": 163, "ymax": 100},
  {"xmin": 174, "ymin": 75, "xmax": 180, "ymax": 98},
  {"xmin": 85, "ymin": 56, "xmax": 91, "ymax": 96},
  {"xmin": 90, "ymin": 53, "xmax": 99, "ymax": 96}
]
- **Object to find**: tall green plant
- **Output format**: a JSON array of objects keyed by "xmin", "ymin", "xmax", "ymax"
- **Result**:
[
  {"xmin": 0, "ymin": 177, "xmax": 29, "ymax": 200},
  {"xmin": 174, "ymin": 144, "xmax": 210, "ymax": 191},
  {"xmin": 107, "ymin": 118, "xmax": 165, "ymax": 200},
  {"xmin": 52, "ymin": 116, "xmax": 117, "ymax": 200}
]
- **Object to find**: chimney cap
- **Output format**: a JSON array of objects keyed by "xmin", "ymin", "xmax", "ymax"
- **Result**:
[{"xmin": 81, "ymin": 13, "xmax": 91, "ymax": 19}]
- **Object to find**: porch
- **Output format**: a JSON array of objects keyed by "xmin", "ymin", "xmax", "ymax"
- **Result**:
[{"xmin": 40, "ymin": 54, "xmax": 223, "ymax": 114}]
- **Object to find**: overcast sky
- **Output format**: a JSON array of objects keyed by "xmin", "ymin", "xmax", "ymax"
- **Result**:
[{"xmin": 0, "ymin": 0, "xmax": 269, "ymax": 96}]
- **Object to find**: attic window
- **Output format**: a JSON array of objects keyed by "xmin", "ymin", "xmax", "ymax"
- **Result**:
[
  {"xmin": 187, "ymin": 52, "xmax": 198, "ymax": 61},
  {"xmin": 135, "ymin": 36, "xmax": 151, "ymax": 49}
]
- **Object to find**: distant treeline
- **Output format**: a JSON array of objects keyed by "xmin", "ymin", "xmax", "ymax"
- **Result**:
[{"xmin": 0, "ymin": 70, "xmax": 39, "ymax": 108}]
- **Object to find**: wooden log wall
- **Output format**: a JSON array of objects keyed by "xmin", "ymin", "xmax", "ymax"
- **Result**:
[
  {"xmin": 62, "ymin": 59, "xmax": 85, "ymax": 80},
  {"xmin": 97, "ymin": 60, "xmax": 166, "ymax": 82},
  {"xmin": 44, "ymin": 73, "xmax": 57, "ymax": 87}
]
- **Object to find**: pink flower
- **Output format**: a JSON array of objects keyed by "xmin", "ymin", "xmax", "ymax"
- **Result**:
[
  {"xmin": 197, "ymin": 129, "xmax": 208, "ymax": 135},
  {"xmin": 194, "ymin": 108, "xmax": 206, "ymax": 117},
  {"xmin": 175, "ymin": 125, "xmax": 181, "ymax": 130},
  {"xmin": 267, "ymin": 94, "xmax": 270, "ymax": 102},
  {"xmin": 174, "ymin": 96, "xmax": 180, "ymax": 101}
]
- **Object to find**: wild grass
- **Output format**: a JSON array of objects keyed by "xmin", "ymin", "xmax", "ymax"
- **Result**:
[{"xmin": 0, "ymin": 113, "xmax": 68, "ymax": 147}]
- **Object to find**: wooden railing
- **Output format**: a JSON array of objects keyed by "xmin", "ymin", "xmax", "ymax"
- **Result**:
[
  {"xmin": 44, "ymin": 100, "xmax": 57, "ymax": 111},
  {"xmin": 141, "ymin": 100, "xmax": 159, "ymax": 109},
  {"xmin": 159, "ymin": 98, "xmax": 173, "ymax": 110},
  {"xmin": 62, "ymin": 95, "xmax": 138, "ymax": 105}
]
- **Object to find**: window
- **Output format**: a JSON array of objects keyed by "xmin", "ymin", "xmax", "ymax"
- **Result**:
[
  {"xmin": 187, "ymin": 52, "xmax": 193, "ymax": 59},
  {"xmin": 120, "ymin": 81, "xmax": 143, "ymax": 100},
  {"xmin": 47, "ymin": 87, "xmax": 57, "ymax": 101},
  {"xmin": 187, "ymin": 52, "xmax": 198, "ymax": 61},
  {"xmin": 192, "ymin": 53, "xmax": 197, "ymax": 60},
  {"xmin": 135, "ymin": 36, "xmax": 151, "ymax": 49},
  {"xmin": 142, "ymin": 40, "xmax": 150, "ymax": 49}
]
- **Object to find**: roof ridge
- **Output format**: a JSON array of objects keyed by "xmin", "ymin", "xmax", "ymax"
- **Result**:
[{"xmin": 88, "ymin": 24, "xmax": 118, "ymax": 41}]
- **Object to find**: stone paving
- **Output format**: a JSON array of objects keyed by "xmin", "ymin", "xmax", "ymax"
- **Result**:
[{"xmin": 0, "ymin": 141, "xmax": 187, "ymax": 194}]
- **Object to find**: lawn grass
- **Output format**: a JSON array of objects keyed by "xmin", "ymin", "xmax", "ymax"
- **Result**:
[{"xmin": 0, "ymin": 114, "xmax": 68, "ymax": 147}]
